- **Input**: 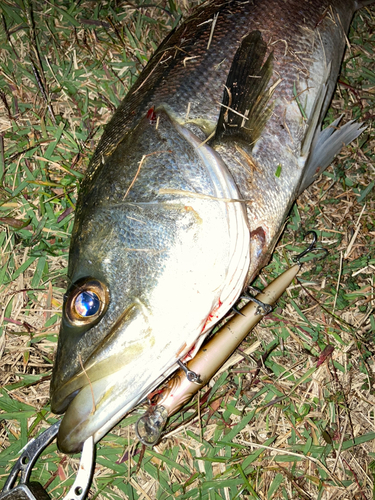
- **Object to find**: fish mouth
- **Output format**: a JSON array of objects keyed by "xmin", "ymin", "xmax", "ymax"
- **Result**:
[
  {"xmin": 56, "ymin": 371, "xmax": 145, "ymax": 454},
  {"xmin": 53, "ymin": 349, "xmax": 174, "ymax": 454},
  {"xmin": 51, "ymin": 304, "xmax": 165, "ymax": 454},
  {"xmin": 51, "ymin": 295, "xmax": 204, "ymax": 453}
]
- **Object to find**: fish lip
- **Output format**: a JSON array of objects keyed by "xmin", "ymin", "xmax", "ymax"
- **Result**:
[
  {"xmin": 55, "ymin": 365, "xmax": 169, "ymax": 454},
  {"xmin": 57, "ymin": 392, "xmax": 139, "ymax": 454},
  {"xmin": 55, "ymin": 328, "xmax": 182, "ymax": 453},
  {"xmin": 51, "ymin": 388, "xmax": 80, "ymax": 414},
  {"xmin": 51, "ymin": 360, "xmax": 96, "ymax": 414}
]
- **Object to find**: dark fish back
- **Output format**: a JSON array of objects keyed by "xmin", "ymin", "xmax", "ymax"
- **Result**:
[{"xmin": 86, "ymin": 0, "xmax": 358, "ymax": 185}]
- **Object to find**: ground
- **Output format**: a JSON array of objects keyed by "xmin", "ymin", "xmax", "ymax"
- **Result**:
[{"xmin": 0, "ymin": 1, "xmax": 374, "ymax": 499}]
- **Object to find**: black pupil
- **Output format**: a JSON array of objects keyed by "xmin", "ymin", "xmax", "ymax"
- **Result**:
[{"xmin": 75, "ymin": 291, "xmax": 100, "ymax": 317}]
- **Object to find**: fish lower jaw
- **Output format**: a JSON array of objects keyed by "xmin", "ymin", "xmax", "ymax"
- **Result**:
[
  {"xmin": 56, "ymin": 355, "xmax": 183, "ymax": 454},
  {"xmin": 57, "ymin": 374, "xmax": 142, "ymax": 454}
]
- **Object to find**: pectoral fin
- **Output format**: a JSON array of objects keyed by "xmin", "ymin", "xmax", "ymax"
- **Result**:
[{"xmin": 213, "ymin": 30, "xmax": 274, "ymax": 147}]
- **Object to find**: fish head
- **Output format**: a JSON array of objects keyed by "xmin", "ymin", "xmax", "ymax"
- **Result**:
[
  {"xmin": 50, "ymin": 107, "xmax": 250, "ymax": 454},
  {"xmin": 50, "ymin": 207, "xmax": 159, "ymax": 453}
]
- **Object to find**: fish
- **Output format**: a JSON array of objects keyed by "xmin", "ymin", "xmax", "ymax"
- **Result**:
[{"xmin": 50, "ymin": 0, "xmax": 373, "ymax": 454}]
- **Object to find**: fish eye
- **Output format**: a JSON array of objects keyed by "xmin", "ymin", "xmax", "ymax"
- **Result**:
[
  {"xmin": 65, "ymin": 278, "xmax": 109, "ymax": 326},
  {"xmin": 75, "ymin": 291, "xmax": 100, "ymax": 317}
]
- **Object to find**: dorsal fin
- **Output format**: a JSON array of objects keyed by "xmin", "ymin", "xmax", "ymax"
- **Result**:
[{"xmin": 213, "ymin": 30, "xmax": 274, "ymax": 146}]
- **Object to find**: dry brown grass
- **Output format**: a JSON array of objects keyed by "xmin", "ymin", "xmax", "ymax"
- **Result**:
[{"xmin": 0, "ymin": 1, "xmax": 374, "ymax": 499}]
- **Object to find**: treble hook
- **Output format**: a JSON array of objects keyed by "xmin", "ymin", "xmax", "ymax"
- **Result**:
[{"xmin": 292, "ymin": 231, "xmax": 328, "ymax": 264}]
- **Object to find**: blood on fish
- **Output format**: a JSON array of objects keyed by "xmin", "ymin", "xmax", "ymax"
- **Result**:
[
  {"xmin": 147, "ymin": 106, "xmax": 157, "ymax": 125},
  {"xmin": 201, "ymin": 299, "xmax": 223, "ymax": 332},
  {"xmin": 250, "ymin": 226, "xmax": 266, "ymax": 246},
  {"xmin": 183, "ymin": 344, "xmax": 196, "ymax": 360}
]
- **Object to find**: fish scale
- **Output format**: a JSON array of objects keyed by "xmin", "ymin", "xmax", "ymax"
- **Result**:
[
  {"xmin": 51, "ymin": 0, "xmax": 373, "ymax": 453},
  {"xmin": 86, "ymin": 0, "xmax": 350, "ymax": 174}
]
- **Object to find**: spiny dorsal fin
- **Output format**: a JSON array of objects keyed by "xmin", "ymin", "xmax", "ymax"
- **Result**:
[{"xmin": 214, "ymin": 30, "xmax": 274, "ymax": 146}]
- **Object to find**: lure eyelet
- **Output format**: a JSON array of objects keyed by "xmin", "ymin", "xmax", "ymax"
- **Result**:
[{"xmin": 65, "ymin": 278, "xmax": 109, "ymax": 326}]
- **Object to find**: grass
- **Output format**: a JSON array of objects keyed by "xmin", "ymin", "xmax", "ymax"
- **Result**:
[{"xmin": 0, "ymin": 1, "xmax": 374, "ymax": 499}]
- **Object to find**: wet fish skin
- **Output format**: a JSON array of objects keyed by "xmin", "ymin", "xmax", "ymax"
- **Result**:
[
  {"xmin": 51, "ymin": 0, "xmax": 372, "ymax": 453},
  {"xmin": 84, "ymin": 0, "xmax": 367, "ymax": 277}
]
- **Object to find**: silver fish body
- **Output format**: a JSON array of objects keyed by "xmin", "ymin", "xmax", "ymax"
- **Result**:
[{"xmin": 51, "ymin": 0, "xmax": 371, "ymax": 453}]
